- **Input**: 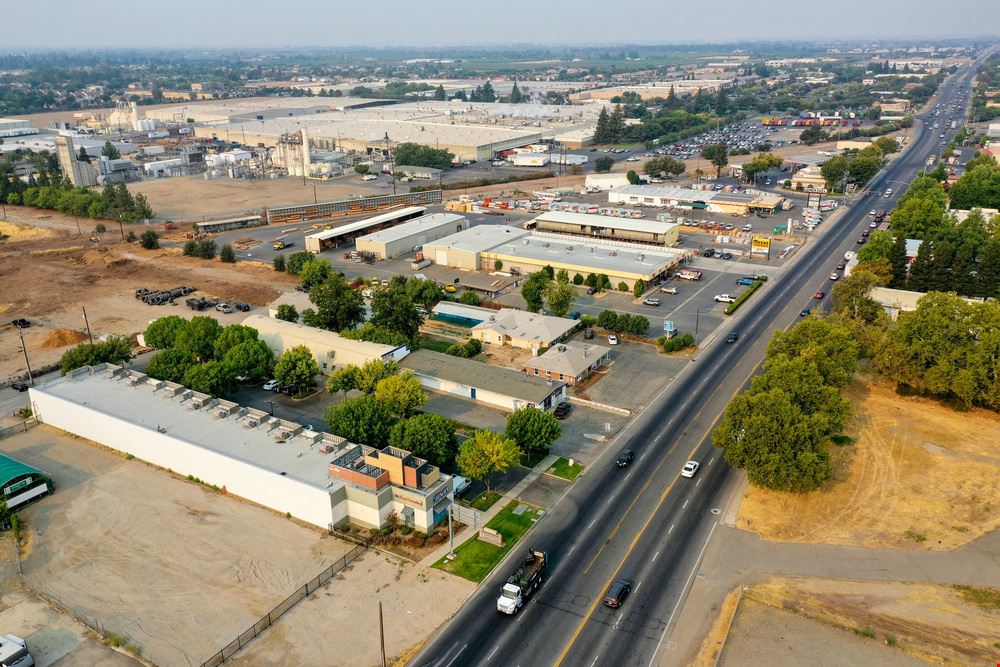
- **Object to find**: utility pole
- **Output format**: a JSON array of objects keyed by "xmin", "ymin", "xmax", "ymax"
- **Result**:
[
  {"xmin": 82, "ymin": 306, "xmax": 94, "ymax": 345},
  {"xmin": 118, "ymin": 213, "xmax": 125, "ymax": 242},
  {"xmin": 18, "ymin": 328, "xmax": 34, "ymax": 386},
  {"xmin": 447, "ymin": 504, "xmax": 457, "ymax": 559},
  {"xmin": 378, "ymin": 601, "xmax": 387, "ymax": 667}
]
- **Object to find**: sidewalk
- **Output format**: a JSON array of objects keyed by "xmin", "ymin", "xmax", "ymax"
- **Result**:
[{"xmin": 420, "ymin": 453, "xmax": 560, "ymax": 566}]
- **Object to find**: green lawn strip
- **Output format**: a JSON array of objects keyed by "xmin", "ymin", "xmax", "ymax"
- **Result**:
[
  {"xmin": 520, "ymin": 450, "xmax": 548, "ymax": 469},
  {"xmin": 548, "ymin": 457, "xmax": 584, "ymax": 481},
  {"xmin": 433, "ymin": 500, "xmax": 541, "ymax": 582},
  {"xmin": 469, "ymin": 490, "xmax": 502, "ymax": 511},
  {"xmin": 419, "ymin": 338, "xmax": 455, "ymax": 353}
]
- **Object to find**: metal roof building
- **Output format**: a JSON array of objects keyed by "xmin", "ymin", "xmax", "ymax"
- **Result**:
[
  {"xmin": 422, "ymin": 225, "xmax": 530, "ymax": 271},
  {"xmin": 526, "ymin": 211, "xmax": 680, "ymax": 246},
  {"xmin": 0, "ymin": 452, "xmax": 53, "ymax": 510},
  {"xmin": 304, "ymin": 206, "xmax": 427, "ymax": 254},
  {"xmin": 400, "ymin": 349, "xmax": 565, "ymax": 412},
  {"xmin": 471, "ymin": 308, "xmax": 578, "ymax": 352},
  {"xmin": 355, "ymin": 213, "xmax": 468, "ymax": 259},
  {"xmin": 608, "ymin": 185, "xmax": 784, "ymax": 215}
]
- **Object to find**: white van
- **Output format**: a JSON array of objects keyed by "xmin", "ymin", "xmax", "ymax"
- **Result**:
[
  {"xmin": 0, "ymin": 635, "xmax": 33, "ymax": 667},
  {"xmin": 452, "ymin": 476, "xmax": 471, "ymax": 496}
]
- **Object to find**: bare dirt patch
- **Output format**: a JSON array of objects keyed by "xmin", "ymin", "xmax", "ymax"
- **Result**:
[
  {"xmin": 3, "ymin": 426, "xmax": 353, "ymax": 667},
  {"xmin": 230, "ymin": 551, "xmax": 474, "ymax": 667},
  {"xmin": 0, "ymin": 220, "xmax": 56, "ymax": 242},
  {"xmin": 0, "ymin": 231, "xmax": 293, "ymax": 379},
  {"xmin": 740, "ymin": 577, "xmax": 1000, "ymax": 665},
  {"xmin": 737, "ymin": 378, "xmax": 1000, "ymax": 550}
]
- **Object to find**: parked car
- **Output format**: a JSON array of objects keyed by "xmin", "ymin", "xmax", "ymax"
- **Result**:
[
  {"xmin": 233, "ymin": 302, "xmax": 251, "ymax": 312},
  {"xmin": 10, "ymin": 382, "xmax": 29, "ymax": 392},
  {"xmin": 444, "ymin": 285, "xmax": 457, "ymax": 293},
  {"xmin": 642, "ymin": 297, "xmax": 661, "ymax": 306},
  {"xmin": 720, "ymin": 252, "xmax": 733, "ymax": 260},
  {"xmin": 10, "ymin": 319, "xmax": 30, "ymax": 329},
  {"xmin": 681, "ymin": 460, "xmax": 700, "ymax": 478},
  {"xmin": 702, "ymin": 248, "xmax": 714, "ymax": 257},
  {"xmin": 660, "ymin": 286, "xmax": 678, "ymax": 294},
  {"xmin": 586, "ymin": 286, "xmax": 597, "ymax": 295},
  {"xmin": 726, "ymin": 332, "xmax": 739, "ymax": 344},
  {"xmin": 567, "ymin": 311, "xmax": 581, "ymax": 320},
  {"xmin": 452, "ymin": 475, "xmax": 472, "ymax": 496},
  {"xmin": 608, "ymin": 335, "xmax": 619, "ymax": 345},
  {"xmin": 262, "ymin": 379, "xmax": 279, "ymax": 391},
  {"xmin": 215, "ymin": 303, "xmax": 234, "ymax": 314},
  {"xmin": 735, "ymin": 277, "xmax": 755, "ymax": 286},
  {"xmin": 603, "ymin": 580, "xmax": 632, "ymax": 608},
  {"xmin": 584, "ymin": 328, "xmax": 594, "ymax": 340},
  {"xmin": 616, "ymin": 449, "xmax": 635, "ymax": 467},
  {"xmin": 415, "ymin": 306, "xmax": 429, "ymax": 315},
  {"xmin": 553, "ymin": 402, "xmax": 572, "ymax": 419},
  {"xmin": 742, "ymin": 224, "xmax": 753, "ymax": 232},
  {"xmin": 714, "ymin": 294, "xmax": 737, "ymax": 303}
]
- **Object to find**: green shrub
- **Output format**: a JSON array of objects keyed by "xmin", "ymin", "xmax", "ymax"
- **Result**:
[
  {"xmin": 573, "ymin": 273, "xmax": 584, "ymax": 285},
  {"xmin": 219, "ymin": 243, "xmax": 236, "ymax": 263},
  {"xmin": 139, "ymin": 229, "xmax": 159, "ymax": 250},
  {"xmin": 724, "ymin": 279, "xmax": 764, "ymax": 315},
  {"xmin": 617, "ymin": 281, "xmax": 629, "ymax": 292},
  {"xmin": 399, "ymin": 525, "xmax": 413, "ymax": 535}
]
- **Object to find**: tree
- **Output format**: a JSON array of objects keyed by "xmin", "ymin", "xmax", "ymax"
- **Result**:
[
  {"xmin": 713, "ymin": 388, "xmax": 832, "ymax": 492},
  {"xmin": 325, "ymin": 365, "xmax": 359, "ymax": 397},
  {"xmin": 544, "ymin": 280, "xmax": 575, "ymax": 317},
  {"xmin": 494, "ymin": 259, "xmax": 504, "ymax": 271},
  {"xmin": 541, "ymin": 265, "xmax": 555, "ymax": 280},
  {"xmin": 286, "ymin": 251, "xmax": 315, "ymax": 276},
  {"xmin": 194, "ymin": 238, "xmax": 217, "ymax": 260},
  {"xmin": 434, "ymin": 84, "xmax": 446, "ymax": 101},
  {"xmin": 831, "ymin": 267, "xmax": 889, "ymax": 329},
  {"xmin": 456, "ymin": 430, "xmax": 520, "ymax": 494},
  {"xmin": 144, "ymin": 315, "xmax": 188, "ymax": 349},
  {"xmin": 341, "ymin": 322, "xmax": 411, "ymax": 347},
  {"xmin": 608, "ymin": 105, "xmax": 626, "ymax": 142},
  {"xmin": 890, "ymin": 197, "xmax": 947, "ymax": 239},
  {"xmin": 298, "ymin": 259, "xmax": 333, "ymax": 290},
  {"xmin": 145, "ymin": 349, "xmax": 196, "ymax": 384},
  {"xmin": 182, "ymin": 361, "xmax": 237, "ymax": 397},
  {"xmin": 173, "ymin": 316, "xmax": 222, "ymax": 362},
  {"xmin": 219, "ymin": 243, "xmax": 236, "ymax": 263},
  {"xmin": 750, "ymin": 355, "xmax": 851, "ymax": 432},
  {"xmin": 101, "ymin": 141, "xmax": 121, "ymax": 160},
  {"xmin": 273, "ymin": 254, "xmax": 287, "ymax": 272},
  {"xmin": 222, "ymin": 339, "xmax": 274, "ymax": 382},
  {"xmin": 767, "ymin": 318, "xmax": 859, "ymax": 389},
  {"xmin": 303, "ymin": 274, "xmax": 366, "ymax": 332},
  {"xmin": 626, "ymin": 169, "xmax": 640, "ymax": 185},
  {"xmin": 593, "ymin": 106, "xmax": 611, "ymax": 144},
  {"xmin": 573, "ymin": 273, "xmax": 584, "ymax": 285},
  {"xmin": 799, "ymin": 127, "xmax": 829, "ymax": 145},
  {"xmin": 459, "ymin": 291, "xmax": 481, "ymax": 306},
  {"xmin": 405, "ymin": 278, "xmax": 444, "ymax": 308},
  {"xmin": 78, "ymin": 146, "xmax": 89, "ymax": 161},
  {"xmin": 632, "ymin": 279, "xmax": 646, "ymax": 298},
  {"xmin": 975, "ymin": 239, "xmax": 1000, "ymax": 299},
  {"xmin": 948, "ymin": 162, "xmax": 1000, "ymax": 210},
  {"xmin": 59, "ymin": 336, "xmax": 134, "ymax": 374},
  {"xmin": 820, "ymin": 155, "xmax": 849, "ymax": 191},
  {"xmin": 374, "ymin": 371, "xmax": 426, "ymax": 417},
  {"xmin": 702, "ymin": 143, "xmax": 728, "ymax": 178},
  {"xmin": 887, "ymin": 233, "xmax": 909, "ymax": 289},
  {"xmin": 355, "ymin": 359, "xmax": 400, "ymax": 394},
  {"xmin": 139, "ymin": 230, "xmax": 159, "ymax": 250},
  {"xmin": 213, "ymin": 324, "xmax": 258, "ymax": 358},
  {"xmin": 509, "ymin": 80, "xmax": 524, "ymax": 103},
  {"xmin": 873, "ymin": 136, "xmax": 900, "ymax": 155},
  {"xmin": 556, "ymin": 268, "xmax": 570, "ymax": 284},
  {"xmin": 325, "ymin": 395, "xmax": 395, "ymax": 447},
  {"xmin": 905, "ymin": 239, "xmax": 934, "ymax": 292},
  {"xmin": 594, "ymin": 156, "xmax": 614, "ymax": 173},
  {"xmin": 741, "ymin": 153, "xmax": 784, "ymax": 184},
  {"xmin": 389, "ymin": 414, "xmax": 456, "ymax": 466},
  {"xmin": 370, "ymin": 286, "xmax": 423, "ymax": 343},
  {"xmin": 856, "ymin": 229, "xmax": 895, "ymax": 265},
  {"xmin": 393, "ymin": 142, "xmax": 454, "ymax": 170},
  {"xmin": 275, "ymin": 304, "xmax": 299, "ymax": 322},
  {"xmin": 521, "ymin": 271, "xmax": 549, "ymax": 313},
  {"xmin": 272, "ymin": 345, "xmax": 319, "ymax": 393},
  {"xmin": 505, "ymin": 407, "xmax": 561, "ymax": 459},
  {"xmin": 354, "ymin": 164, "xmax": 370, "ymax": 175}
]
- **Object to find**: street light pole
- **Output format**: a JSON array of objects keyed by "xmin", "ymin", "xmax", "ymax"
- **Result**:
[
  {"xmin": 447, "ymin": 504, "xmax": 457, "ymax": 560},
  {"xmin": 82, "ymin": 306, "xmax": 94, "ymax": 345}
]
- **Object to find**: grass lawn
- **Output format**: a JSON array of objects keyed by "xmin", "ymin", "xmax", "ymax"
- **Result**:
[
  {"xmin": 419, "ymin": 338, "xmax": 455, "ymax": 353},
  {"xmin": 433, "ymin": 500, "xmax": 541, "ymax": 582},
  {"xmin": 520, "ymin": 450, "xmax": 548, "ymax": 469},
  {"xmin": 469, "ymin": 490, "xmax": 502, "ymax": 511},
  {"xmin": 548, "ymin": 457, "xmax": 584, "ymax": 481}
]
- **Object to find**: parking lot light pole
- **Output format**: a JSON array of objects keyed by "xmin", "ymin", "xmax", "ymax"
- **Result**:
[{"xmin": 447, "ymin": 504, "xmax": 457, "ymax": 560}]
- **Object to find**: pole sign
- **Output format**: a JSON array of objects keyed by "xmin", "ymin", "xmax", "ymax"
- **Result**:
[{"xmin": 751, "ymin": 236, "xmax": 771, "ymax": 258}]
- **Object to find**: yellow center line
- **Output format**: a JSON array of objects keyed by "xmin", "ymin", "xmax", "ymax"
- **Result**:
[{"xmin": 553, "ymin": 356, "xmax": 763, "ymax": 667}]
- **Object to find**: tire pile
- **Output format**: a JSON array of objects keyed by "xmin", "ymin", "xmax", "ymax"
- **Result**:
[{"xmin": 135, "ymin": 286, "xmax": 197, "ymax": 305}]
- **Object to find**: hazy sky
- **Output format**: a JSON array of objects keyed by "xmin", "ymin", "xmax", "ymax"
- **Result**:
[{"xmin": 6, "ymin": 0, "xmax": 999, "ymax": 48}]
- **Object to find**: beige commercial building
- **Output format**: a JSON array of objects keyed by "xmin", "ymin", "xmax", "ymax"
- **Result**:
[
  {"xmin": 525, "ymin": 211, "xmax": 680, "ymax": 247},
  {"xmin": 791, "ymin": 165, "xmax": 827, "ymax": 193},
  {"xmin": 470, "ymin": 308, "xmax": 579, "ymax": 352},
  {"xmin": 521, "ymin": 343, "xmax": 611, "ymax": 386},
  {"xmin": 244, "ymin": 315, "xmax": 409, "ymax": 373}
]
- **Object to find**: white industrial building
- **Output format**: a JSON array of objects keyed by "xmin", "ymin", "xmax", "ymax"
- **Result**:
[
  {"xmin": 525, "ymin": 211, "xmax": 680, "ymax": 246},
  {"xmin": 0, "ymin": 118, "xmax": 39, "ymax": 138},
  {"xmin": 355, "ymin": 213, "xmax": 468, "ymax": 260},
  {"xmin": 585, "ymin": 174, "xmax": 631, "ymax": 191},
  {"xmin": 305, "ymin": 206, "xmax": 427, "ymax": 254},
  {"xmin": 245, "ymin": 314, "xmax": 409, "ymax": 373},
  {"xmin": 609, "ymin": 185, "xmax": 784, "ymax": 215},
  {"xmin": 28, "ymin": 364, "xmax": 454, "ymax": 532}
]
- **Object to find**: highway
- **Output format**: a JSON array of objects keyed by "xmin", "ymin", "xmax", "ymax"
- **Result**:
[{"xmin": 412, "ymin": 58, "xmax": 983, "ymax": 667}]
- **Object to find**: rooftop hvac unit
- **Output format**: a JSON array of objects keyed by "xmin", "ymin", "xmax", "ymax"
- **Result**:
[
  {"xmin": 544, "ymin": 243, "xmax": 550, "ymax": 247},
  {"xmin": 127, "ymin": 377, "xmax": 139, "ymax": 386},
  {"xmin": 567, "ymin": 246, "xmax": 574, "ymax": 251},
  {"xmin": 280, "ymin": 430, "xmax": 293, "ymax": 439},
  {"xmin": 216, "ymin": 410, "xmax": 228, "ymax": 419},
  {"xmin": 320, "ymin": 444, "xmax": 335, "ymax": 454},
  {"xmin": 246, "ymin": 419, "xmax": 259, "ymax": 428}
]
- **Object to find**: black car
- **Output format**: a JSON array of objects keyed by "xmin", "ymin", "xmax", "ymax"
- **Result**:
[
  {"xmin": 10, "ymin": 319, "xmax": 30, "ymax": 329},
  {"xmin": 726, "ymin": 332, "xmax": 739, "ymax": 344},
  {"xmin": 586, "ymin": 286, "xmax": 597, "ymax": 295},
  {"xmin": 553, "ymin": 402, "xmax": 572, "ymax": 419},
  {"xmin": 567, "ymin": 311, "xmax": 581, "ymax": 320},
  {"xmin": 10, "ymin": 382, "xmax": 29, "ymax": 392},
  {"xmin": 702, "ymin": 248, "xmax": 714, "ymax": 257},
  {"xmin": 603, "ymin": 579, "xmax": 631, "ymax": 608},
  {"xmin": 616, "ymin": 449, "xmax": 634, "ymax": 467},
  {"xmin": 233, "ymin": 302, "xmax": 251, "ymax": 312},
  {"xmin": 584, "ymin": 328, "xmax": 594, "ymax": 340},
  {"xmin": 294, "ymin": 284, "xmax": 309, "ymax": 293}
]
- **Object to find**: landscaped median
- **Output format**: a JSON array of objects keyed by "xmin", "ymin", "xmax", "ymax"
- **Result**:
[
  {"xmin": 433, "ymin": 500, "xmax": 542, "ymax": 583},
  {"xmin": 547, "ymin": 457, "xmax": 584, "ymax": 481},
  {"xmin": 724, "ymin": 276, "xmax": 767, "ymax": 315}
]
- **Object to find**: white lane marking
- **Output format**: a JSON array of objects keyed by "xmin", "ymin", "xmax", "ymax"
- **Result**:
[
  {"xmin": 646, "ymin": 522, "xmax": 719, "ymax": 667},
  {"xmin": 590, "ymin": 655, "xmax": 600, "ymax": 667},
  {"xmin": 652, "ymin": 550, "xmax": 660, "ymax": 562},
  {"xmin": 668, "ymin": 524, "xmax": 674, "ymax": 534},
  {"xmin": 708, "ymin": 456, "xmax": 716, "ymax": 466},
  {"xmin": 695, "ymin": 478, "xmax": 701, "ymax": 487},
  {"xmin": 589, "ymin": 519, "xmax": 597, "ymax": 528},
  {"xmin": 444, "ymin": 643, "xmax": 468, "ymax": 667},
  {"xmin": 567, "ymin": 544, "xmax": 576, "ymax": 555},
  {"xmin": 634, "ymin": 581, "xmax": 642, "ymax": 594},
  {"xmin": 607, "ymin": 494, "xmax": 615, "ymax": 504},
  {"xmin": 487, "ymin": 646, "xmax": 500, "ymax": 661},
  {"xmin": 625, "ymin": 471, "xmax": 632, "ymax": 481},
  {"xmin": 682, "ymin": 500, "xmax": 689, "ymax": 509}
]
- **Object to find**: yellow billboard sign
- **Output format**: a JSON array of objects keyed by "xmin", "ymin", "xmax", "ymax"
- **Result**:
[{"xmin": 751, "ymin": 237, "xmax": 771, "ymax": 252}]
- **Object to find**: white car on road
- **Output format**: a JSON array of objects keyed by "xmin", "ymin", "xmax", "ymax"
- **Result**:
[{"xmin": 681, "ymin": 461, "xmax": 700, "ymax": 478}]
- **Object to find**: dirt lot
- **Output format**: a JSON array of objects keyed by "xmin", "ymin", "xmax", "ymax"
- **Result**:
[
  {"xmin": 724, "ymin": 577, "xmax": 1000, "ymax": 665},
  {"xmin": 0, "ymin": 219, "xmax": 295, "ymax": 380},
  {"xmin": 3, "ymin": 425, "xmax": 356, "ymax": 667},
  {"xmin": 737, "ymin": 379, "xmax": 1000, "ymax": 550},
  {"xmin": 231, "ymin": 551, "xmax": 474, "ymax": 667}
]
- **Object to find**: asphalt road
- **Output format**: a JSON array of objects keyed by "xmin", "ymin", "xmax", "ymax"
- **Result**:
[{"xmin": 410, "ymin": 58, "xmax": 984, "ymax": 667}]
